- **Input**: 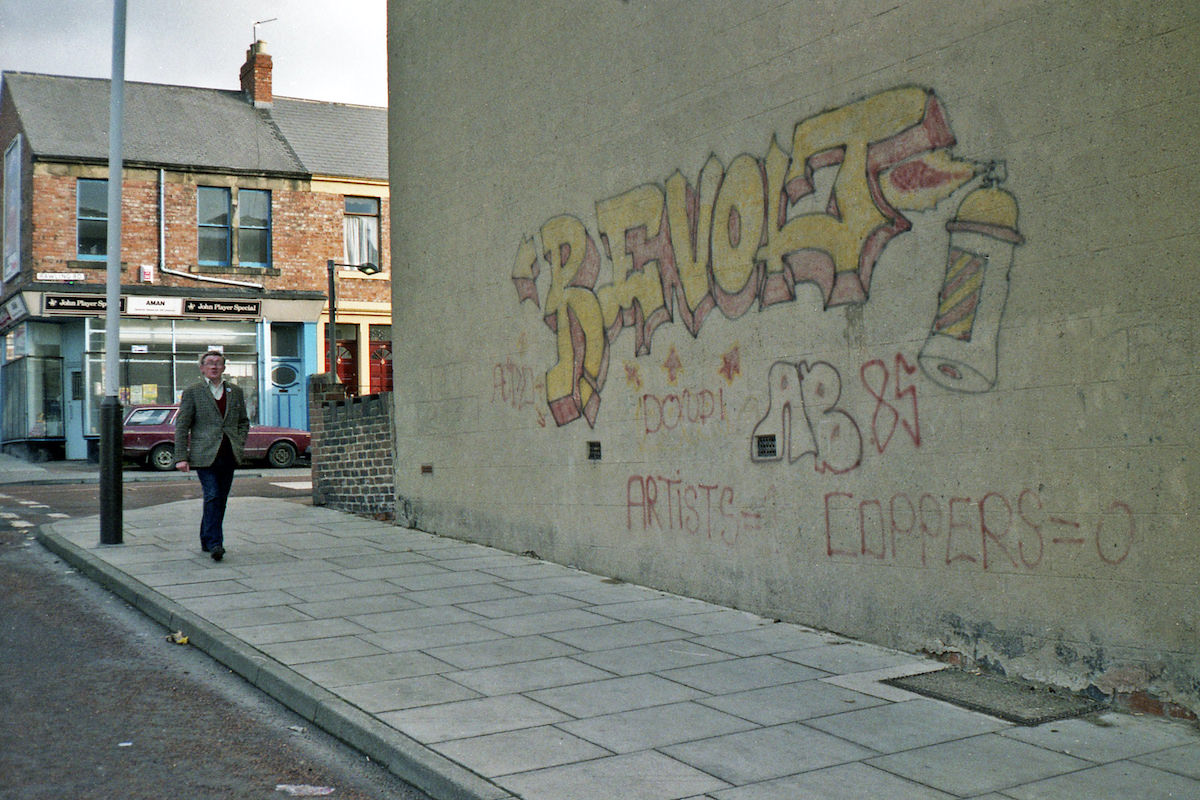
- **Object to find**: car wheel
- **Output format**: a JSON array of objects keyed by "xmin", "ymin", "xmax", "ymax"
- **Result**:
[
  {"xmin": 266, "ymin": 441, "xmax": 297, "ymax": 469},
  {"xmin": 149, "ymin": 443, "xmax": 175, "ymax": 471}
]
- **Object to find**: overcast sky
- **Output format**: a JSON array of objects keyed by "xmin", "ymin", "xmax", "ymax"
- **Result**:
[{"xmin": 0, "ymin": 0, "xmax": 388, "ymax": 106}]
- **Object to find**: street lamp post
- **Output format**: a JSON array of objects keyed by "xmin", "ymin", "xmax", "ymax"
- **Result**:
[
  {"xmin": 325, "ymin": 259, "xmax": 381, "ymax": 389},
  {"xmin": 100, "ymin": 0, "xmax": 127, "ymax": 546}
]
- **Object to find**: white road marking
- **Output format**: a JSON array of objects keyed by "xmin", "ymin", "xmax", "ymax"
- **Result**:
[{"xmin": 271, "ymin": 481, "xmax": 312, "ymax": 490}]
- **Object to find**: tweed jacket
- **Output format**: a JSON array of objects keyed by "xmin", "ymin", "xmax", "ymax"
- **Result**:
[{"xmin": 173, "ymin": 380, "xmax": 250, "ymax": 468}]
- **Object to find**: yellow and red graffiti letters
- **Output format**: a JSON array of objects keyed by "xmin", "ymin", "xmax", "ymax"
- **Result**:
[
  {"xmin": 757, "ymin": 87, "xmax": 960, "ymax": 307},
  {"xmin": 539, "ymin": 215, "xmax": 609, "ymax": 427},
  {"xmin": 514, "ymin": 86, "xmax": 973, "ymax": 427},
  {"xmin": 596, "ymin": 184, "xmax": 671, "ymax": 355}
]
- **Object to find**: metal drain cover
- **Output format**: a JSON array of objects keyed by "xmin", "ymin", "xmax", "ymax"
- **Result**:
[{"xmin": 885, "ymin": 668, "xmax": 1104, "ymax": 726}]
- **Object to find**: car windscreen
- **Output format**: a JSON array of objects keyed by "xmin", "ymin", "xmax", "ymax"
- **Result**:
[{"xmin": 125, "ymin": 409, "xmax": 173, "ymax": 426}]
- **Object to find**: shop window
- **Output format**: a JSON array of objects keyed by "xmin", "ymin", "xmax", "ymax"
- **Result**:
[
  {"xmin": 1, "ymin": 356, "xmax": 64, "ymax": 442},
  {"xmin": 198, "ymin": 187, "xmax": 271, "ymax": 268},
  {"xmin": 119, "ymin": 350, "xmax": 172, "ymax": 406},
  {"xmin": 343, "ymin": 196, "xmax": 380, "ymax": 268},
  {"xmin": 82, "ymin": 318, "xmax": 259, "ymax": 436},
  {"xmin": 77, "ymin": 178, "xmax": 107, "ymax": 259}
]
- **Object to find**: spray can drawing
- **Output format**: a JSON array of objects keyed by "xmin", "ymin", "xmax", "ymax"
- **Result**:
[{"xmin": 919, "ymin": 164, "xmax": 1023, "ymax": 392}]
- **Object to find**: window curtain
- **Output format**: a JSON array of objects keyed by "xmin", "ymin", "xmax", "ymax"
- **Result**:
[{"xmin": 343, "ymin": 216, "xmax": 380, "ymax": 266}]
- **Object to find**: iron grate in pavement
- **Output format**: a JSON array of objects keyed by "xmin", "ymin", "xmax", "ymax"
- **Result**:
[{"xmin": 884, "ymin": 668, "xmax": 1105, "ymax": 726}]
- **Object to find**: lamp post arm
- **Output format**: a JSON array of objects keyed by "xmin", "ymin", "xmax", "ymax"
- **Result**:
[{"xmin": 324, "ymin": 259, "xmax": 379, "ymax": 387}]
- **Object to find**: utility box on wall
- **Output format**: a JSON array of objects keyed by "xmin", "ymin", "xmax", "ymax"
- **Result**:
[{"xmin": 387, "ymin": 2, "xmax": 1200, "ymax": 710}]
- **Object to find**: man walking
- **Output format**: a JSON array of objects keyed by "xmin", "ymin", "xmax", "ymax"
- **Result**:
[{"xmin": 174, "ymin": 350, "xmax": 250, "ymax": 561}]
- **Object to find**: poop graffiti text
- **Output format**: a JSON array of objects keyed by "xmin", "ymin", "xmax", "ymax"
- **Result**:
[{"xmin": 640, "ymin": 387, "xmax": 727, "ymax": 435}]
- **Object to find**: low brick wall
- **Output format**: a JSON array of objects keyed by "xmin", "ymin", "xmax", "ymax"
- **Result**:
[{"xmin": 308, "ymin": 374, "xmax": 394, "ymax": 518}]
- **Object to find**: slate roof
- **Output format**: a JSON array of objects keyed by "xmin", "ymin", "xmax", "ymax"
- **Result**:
[
  {"xmin": 270, "ymin": 98, "xmax": 387, "ymax": 181},
  {"xmin": 1, "ymin": 71, "xmax": 386, "ymax": 180}
]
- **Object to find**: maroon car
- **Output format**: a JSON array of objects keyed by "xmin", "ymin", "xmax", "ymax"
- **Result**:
[{"xmin": 123, "ymin": 405, "xmax": 311, "ymax": 471}]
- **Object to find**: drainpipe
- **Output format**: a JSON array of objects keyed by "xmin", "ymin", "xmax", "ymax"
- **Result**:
[
  {"xmin": 158, "ymin": 169, "xmax": 164, "ymax": 275},
  {"xmin": 160, "ymin": 264, "xmax": 263, "ymax": 289}
]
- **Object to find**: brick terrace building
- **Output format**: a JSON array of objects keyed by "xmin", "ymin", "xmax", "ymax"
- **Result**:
[{"xmin": 0, "ymin": 41, "xmax": 389, "ymax": 461}]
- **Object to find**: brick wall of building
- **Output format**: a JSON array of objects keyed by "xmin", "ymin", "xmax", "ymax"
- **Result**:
[{"xmin": 21, "ymin": 166, "xmax": 390, "ymax": 303}]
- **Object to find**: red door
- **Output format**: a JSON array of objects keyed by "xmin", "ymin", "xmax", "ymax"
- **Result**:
[
  {"xmin": 326, "ymin": 341, "xmax": 359, "ymax": 395},
  {"xmin": 369, "ymin": 341, "xmax": 392, "ymax": 394}
]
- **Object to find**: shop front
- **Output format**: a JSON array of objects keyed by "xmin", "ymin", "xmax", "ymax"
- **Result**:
[{"xmin": 0, "ymin": 290, "xmax": 322, "ymax": 461}]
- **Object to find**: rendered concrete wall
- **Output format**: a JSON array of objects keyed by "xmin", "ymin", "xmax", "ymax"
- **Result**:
[{"xmin": 387, "ymin": 1, "xmax": 1199, "ymax": 708}]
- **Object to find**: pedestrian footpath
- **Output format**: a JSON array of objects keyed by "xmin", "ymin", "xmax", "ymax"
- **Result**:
[
  {"xmin": 0, "ymin": 452, "xmax": 59, "ymax": 485},
  {"xmin": 31, "ymin": 494, "xmax": 1200, "ymax": 800}
]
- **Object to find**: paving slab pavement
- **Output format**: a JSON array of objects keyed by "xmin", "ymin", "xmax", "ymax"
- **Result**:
[{"xmin": 31, "ymin": 495, "xmax": 1200, "ymax": 800}]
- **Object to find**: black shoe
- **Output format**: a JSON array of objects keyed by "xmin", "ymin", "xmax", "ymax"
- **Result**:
[
  {"xmin": 201, "ymin": 546, "xmax": 211, "ymax": 553},
  {"xmin": 210, "ymin": 545, "xmax": 225, "ymax": 562}
]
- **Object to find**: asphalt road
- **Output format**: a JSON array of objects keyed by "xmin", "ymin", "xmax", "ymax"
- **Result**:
[{"xmin": 0, "ymin": 473, "xmax": 433, "ymax": 800}]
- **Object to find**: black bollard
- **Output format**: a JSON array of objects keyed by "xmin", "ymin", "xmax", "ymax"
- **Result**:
[{"xmin": 99, "ymin": 395, "xmax": 123, "ymax": 545}]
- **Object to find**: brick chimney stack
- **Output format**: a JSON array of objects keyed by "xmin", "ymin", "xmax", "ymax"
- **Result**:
[{"xmin": 240, "ymin": 40, "xmax": 273, "ymax": 108}]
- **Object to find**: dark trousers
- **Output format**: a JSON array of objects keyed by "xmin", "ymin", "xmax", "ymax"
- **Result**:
[{"xmin": 195, "ymin": 441, "xmax": 236, "ymax": 551}]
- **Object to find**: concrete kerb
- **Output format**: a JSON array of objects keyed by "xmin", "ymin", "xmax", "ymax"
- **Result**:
[
  {"xmin": 34, "ymin": 523, "xmax": 515, "ymax": 800},
  {"xmin": 2, "ymin": 468, "xmax": 281, "ymax": 488}
]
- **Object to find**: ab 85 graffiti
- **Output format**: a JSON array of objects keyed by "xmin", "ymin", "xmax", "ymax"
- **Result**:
[
  {"xmin": 513, "ymin": 86, "xmax": 984, "ymax": 427},
  {"xmin": 750, "ymin": 353, "xmax": 921, "ymax": 474}
]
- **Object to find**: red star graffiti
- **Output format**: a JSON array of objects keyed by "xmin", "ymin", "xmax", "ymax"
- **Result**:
[
  {"xmin": 624, "ymin": 361, "xmax": 642, "ymax": 389},
  {"xmin": 662, "ymin": 345, "xmax": 683, "ymax": 385},
  {"xmin": 719, "ymin": 344, "xmax": 741, "ymax": 385}
]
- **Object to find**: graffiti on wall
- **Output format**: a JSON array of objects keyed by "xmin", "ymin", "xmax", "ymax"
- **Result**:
[
  {"xmin": 918, "ymin": 162, "xmax": 1024, "ymax": 392},
  {"xmin": 492, "ymin": 357, "xmax": 547, "ymax": 427},
  {"xmin": 627, "ymin": 472, "xmax": 762, "ymax": 548},
  {"xmin": 823, "ymin": 489, "xmax": 1134, "ymax": 571},
  {"xmin": 633, "ymin": 344, "xmax": 740, "ymax": 439},
  {"xmin": 748, "ymin": 352, "xmax": 921, "ymax": 473},
  {"xmin": 492, "ymin": 333, "xmax": 548, "ymax": 426},
  {"xmin": 510, "ymin": 86, "xmax": 1019, "ymax": 428},
  {"xmin": 750, "ymin": 360, "xmax": 862, "ymax": 473}
]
